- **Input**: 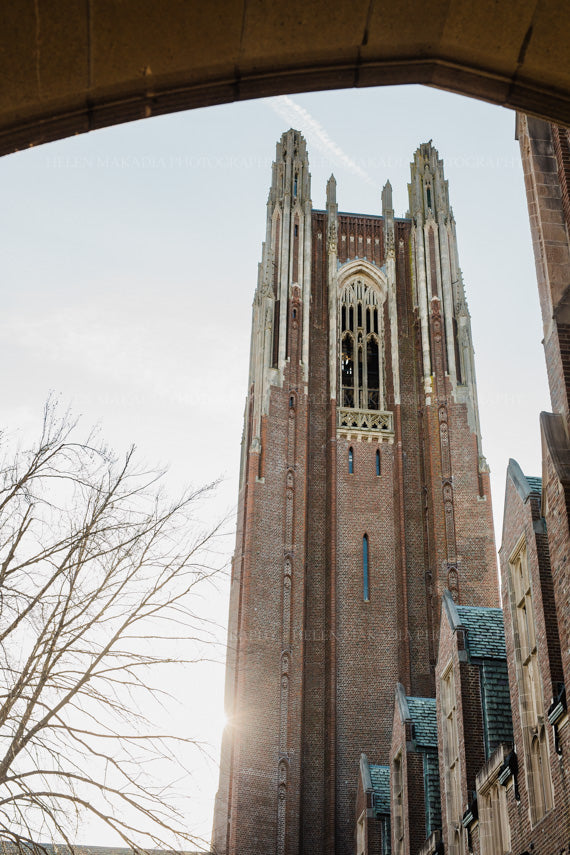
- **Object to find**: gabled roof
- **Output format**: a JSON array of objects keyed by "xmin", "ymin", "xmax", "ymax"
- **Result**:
[
  {"xmin": 407, "ymin": 696, "xmax": 438, "ymax": 749},
  {"xmin": 455, "ymin": 604, "xmax": 507, "ymax": 659},
  {"xmin": 369, "ymin": 763, "xmax": 390, "ymax": 815}
]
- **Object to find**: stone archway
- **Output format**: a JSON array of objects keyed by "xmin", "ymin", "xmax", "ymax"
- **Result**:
[{"xmin": 2, "ymin": 0, "xmax": 570, "ymax": 156}]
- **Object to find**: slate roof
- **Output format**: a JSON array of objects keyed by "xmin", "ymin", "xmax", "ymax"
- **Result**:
[
  {"xmin": 481, "ymin": 659, "xmax": 514, "ymax": 758},
  {"xmin": 454, "ymin": 605, "xmax": 513, "ymax": 759},
  {"xmin": 369, "ymin": 763, "xmax": 390, "ymax": 815},
  {"xmin": 423, "ymin": 750, "xmax": 442, "ymax": 836},
  {"xmin": 526, "ymin": 475, "xmax": 542, "ymax": 495},
  {"xmin": 406, "ymin": 696, "xmax": 438, "ymax": 749},
  {"xmin": 456, "ymin": 605, "xmax": 507, "ymax": 659}
]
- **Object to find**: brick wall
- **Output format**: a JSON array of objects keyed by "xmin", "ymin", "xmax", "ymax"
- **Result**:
[
  {"xmin": 498, "ymin": 459, "xmax": 570, "ymax": 855},
  {"xmin": 216, "ymin": 164, "xmax": 500, "ymax": 855}
]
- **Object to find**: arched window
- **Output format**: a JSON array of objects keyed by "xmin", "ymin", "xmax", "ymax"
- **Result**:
[
  {"xmin": 363, "ymin": 534, "xmax": 369, "ymax": 601},
  {"xmin": 341, "ymin": 335, "xmax": 355, "ymax": 407},
  {"xmin": 376, "ymin": 449, "xmax": 381, "ymax": 476},
  {"xmin": 339, "ymin": 279, "xmax": 383, "ymax": 412},
  {"xmin": 348, "ymin": 447, "xmax": 354, "ymax": 474},
  {"xmin": 366, "ymin": 338, "xmax": 380, "ymax": 409}
]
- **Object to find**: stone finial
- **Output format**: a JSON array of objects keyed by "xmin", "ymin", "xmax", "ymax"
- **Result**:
[
  {"xmin": 326, "ymin": 174, "xmax": 337, "ymax": 210},
  {"xmin": 382, "ymin": 180, "xmax": 393, "ymax": 215}
]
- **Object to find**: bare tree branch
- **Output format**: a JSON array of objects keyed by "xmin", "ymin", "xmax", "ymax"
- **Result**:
[{"xmin": 0, "ymin": 399, "xmax": 225, "ymax": 853}]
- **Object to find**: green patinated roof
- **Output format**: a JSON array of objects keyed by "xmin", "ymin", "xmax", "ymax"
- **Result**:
[
  {"xmin": 407, "ymin": 696, "xmax": 438, "ymax": 749},
  {"xmin": 369, "ymin": 764, "xmax": 390, "ymax": 815},
  {"xmin": 456, "ymin": 605, "xmax": 507, "ymax": 659},
  {"xmin": 526, "ymin": 475, "xmax": 542, "ymax": 495}
]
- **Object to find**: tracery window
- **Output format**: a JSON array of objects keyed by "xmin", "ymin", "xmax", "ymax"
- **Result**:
[
  {"xmin": 441, "ymin": 663, "xmax": 464, "ymax": 855},
  {"xmin": 509, "ymin": 539, "xmax": 553, "ymax": 823},
  {"xmin": 479, "ymin": 775, "xmax": 510, "ymax": 855},
  {"xmin": 340, "ymin": 279, "xmax": 384, "ymax": 411},
  {"xmin": 393, "ymin": 752, "xmax": 404, "ymax": 855}
]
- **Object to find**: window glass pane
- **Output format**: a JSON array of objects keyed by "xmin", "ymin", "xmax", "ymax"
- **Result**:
[{"xmin": 363, "ymin": 534, "xmax": 369, "ymax": 600}]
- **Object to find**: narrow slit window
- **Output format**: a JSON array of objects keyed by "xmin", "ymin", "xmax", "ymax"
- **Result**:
[
  {"xmin": 293, "ymin": 173, "xmax": 298, "ymax": 197},
  {"xmin": 363, "ymin": 534, "xmax": 369, "ymax": 601},
  {"xmin": 427, "ymin": 186, "xmax": 432, "ymax": 209},
  {"xmin": 348, "ymin": 447, "xmax": 354, "ymax": 474},
  {"xmin": 376, "ymin": 449, "xmax": 381, "ymax": 476},
  {"xmin": 294, "ymin": 224, "xmax": 298, "ymax": 237}
]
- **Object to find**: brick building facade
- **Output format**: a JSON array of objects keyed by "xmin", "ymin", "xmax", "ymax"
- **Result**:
[
  {"xmin": 354, "ymin": 117, "xmax": 570, "ymax": 855},
  {"xmin": 211, "ymin": 131, "xmax": 499, "ymax": 855}
]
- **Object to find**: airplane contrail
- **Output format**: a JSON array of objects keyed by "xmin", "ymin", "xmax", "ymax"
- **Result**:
[{"xmin": 269, "ymin": 95, "xmax": 374, "ymax": 185}]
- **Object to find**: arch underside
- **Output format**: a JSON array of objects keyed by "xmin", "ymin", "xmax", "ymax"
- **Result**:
[{"xmin": 2, "ymin": 1, "xmax": 570, "ymax": 156}]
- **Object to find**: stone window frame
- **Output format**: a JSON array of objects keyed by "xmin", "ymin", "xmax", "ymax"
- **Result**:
[
  {"xmin": 356, "ymin": 809, "xmax": 366, "ymax": 855},
  {"xmin": 441, "ymin": 659, "xmax": 465, "ymax": 855},
  {"xmin": 339, "ymin": 277, "xmax": 385, "ymax": 412},
  {"xmin": 507, "ymin": 534, "xmax": 554, "ymax": 825},
  {"xmin": 392, "ymin": 750, "xmax": 404, "ymax": 855},
  {"xmin": 476, "ymin": 747, "xmax": 511, "ymax": 855}
]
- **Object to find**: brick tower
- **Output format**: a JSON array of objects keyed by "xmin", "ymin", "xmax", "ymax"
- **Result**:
[{"xmin": 212, "ymin": 131, "xmax": 498, "ymax": 855}]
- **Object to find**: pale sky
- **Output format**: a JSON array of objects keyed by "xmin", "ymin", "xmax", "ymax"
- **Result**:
[{"xmin": 0, "ymin": 85, "xmax": 549, "ymax": 844}]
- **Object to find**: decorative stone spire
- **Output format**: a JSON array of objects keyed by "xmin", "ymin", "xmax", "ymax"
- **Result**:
[
  {"xmin": 408, "ymin": 140, "xmax": 450, "ymax": 221},
  {"xmin": 382, "ymin": 179, "xmax": 395, "ymax": 257},
  {"xmin": 248, "ymin": 130, "xmax": 313, "ymax": 448},
  {"xmin": 327, "ymin": 174, "xmax": 338, "ymax": 398},
  {"xmin": 408, "ymin": 141, "xmax": 483, "ymax": 454},
  {"xmin": 381, "ymin": 179, "xmax": 393, "ymax": 214},
  {"xmin": 327, "ymin": 174, "xmax": 337, "ymax": 252},
  {"xmin": 382, "ymin": 179, "xmax": 399, "ymax": 403}
]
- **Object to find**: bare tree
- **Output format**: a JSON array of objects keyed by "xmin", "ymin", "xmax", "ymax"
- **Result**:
[{"xmin": 0, "ymin": 400, "xmax": 223, "ymax": 853}]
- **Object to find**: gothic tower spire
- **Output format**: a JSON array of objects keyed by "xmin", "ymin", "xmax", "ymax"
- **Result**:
[{"xmin": 213, "ymin": 134, "xmax": 498, "ymax": 855}]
